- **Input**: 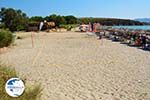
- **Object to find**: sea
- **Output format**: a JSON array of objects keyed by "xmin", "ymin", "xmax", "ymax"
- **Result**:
[{"xmin": 112, "ymin": 25, "xmax": 150, "ymax": 30}]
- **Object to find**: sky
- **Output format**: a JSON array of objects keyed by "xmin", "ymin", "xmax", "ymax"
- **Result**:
[{"xmin": 0, "ymin": 0, "xmax": 150, "ymax": 19}]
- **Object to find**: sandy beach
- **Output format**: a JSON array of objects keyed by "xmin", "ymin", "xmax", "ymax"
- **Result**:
[{"xmin": 0, "ymin": 31, "xmax": 150, "ymax": 100}]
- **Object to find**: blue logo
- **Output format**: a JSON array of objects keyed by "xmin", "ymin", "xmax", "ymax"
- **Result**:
[{"xmin": 5, "ymin": 78, "xmax": 25, "ymax": 97}]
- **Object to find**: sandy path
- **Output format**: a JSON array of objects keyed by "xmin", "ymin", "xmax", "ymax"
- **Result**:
[{"xmin": 1, "ymin": 32, "xmax": 150, "ymax": 100}]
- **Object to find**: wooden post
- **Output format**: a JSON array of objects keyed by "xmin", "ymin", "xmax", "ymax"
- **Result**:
[{"xmin": 31, "ymin": 33, "xmax": 34, "ymax": 48}]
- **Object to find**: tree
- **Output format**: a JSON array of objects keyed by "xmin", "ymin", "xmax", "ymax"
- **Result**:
[
  {"xmin": 45, "ymin": 14, "xmax": 78, "ymax": 26},
  {"xmin": 45, "ymin": 14, "xmax": 66, "ymax": 26},
  {"xmin": 78, "ymin": 17, "xmax": 146, "ymax": 26},
  {"xmin": 29, "ymin": 16, "xmax": 44, "ymax": 22},
  {"xmin": 0, "ymin": 8, "xmax": 28, "ymax": 32},
  {"xmin": 65, "ymin": 15, "xmax": 78, "ymax": 24},
  {"xmin": 56, "ymin": 15, "xmax": 66, "ymax": 25}
]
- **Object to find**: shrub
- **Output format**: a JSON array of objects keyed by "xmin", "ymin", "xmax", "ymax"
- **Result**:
[
  {"xmin": 0, "ymin": 63, "xmax": 42, "ymax": 100},
  {"xmin": 0, "ymin": 29, "xmax": 14, "ymax": 48},
  {"xmin": 16, "ymin": 25, "xmax": 26, "ymax": 31},
  {"xmin": 59, "ymin": 24, "xmax": 79, "ymax": 31}
]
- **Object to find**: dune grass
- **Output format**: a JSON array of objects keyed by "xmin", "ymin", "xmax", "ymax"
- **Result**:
[{"xmin": 0, "ymin": 63, "xmax": 42, "ymax": 100}]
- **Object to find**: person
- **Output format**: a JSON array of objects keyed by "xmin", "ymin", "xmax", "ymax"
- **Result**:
[
  {"xmin": 85, "ymin": 26, "xmax": 89, "ymax": 32},
  {"xmin": 96, "ymin": 23, "xmax": 101, "ymax": 33},
  {"xmin": 141, "ymin": 34, "xmax": 147, "ymax": 48},
  {"xmin": 136, "ymin": 36, "xmax": 141, "ymax": 46},
  {"xmin": 99, "ymin": 32, "xmax": 102, "ymax": 39},
  {"xmin": 91, "ymin": 23, "xmax": 94, "ymax": 32},
  {"xmin": 93, "ymin": 23, "xmax": 97, "ymax": 32},
  {"xmin": 132, "ymin": 32, "xmax": 136, "ymax": 42}
]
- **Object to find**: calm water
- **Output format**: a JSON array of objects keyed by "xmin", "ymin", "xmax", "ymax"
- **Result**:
[{"xmin": 113, "ymin": 26, "xmax": 150, "ymax": 30}]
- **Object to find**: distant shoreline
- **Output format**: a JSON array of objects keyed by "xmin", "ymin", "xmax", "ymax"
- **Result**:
[{"xmin": 112, "ymin": 25, "xmax": 150, "ymax": 30}]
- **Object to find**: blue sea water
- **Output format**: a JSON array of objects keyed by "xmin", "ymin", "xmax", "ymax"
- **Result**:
[{"xmin": 113, "ymin": 26, "xmax": 150, "ymax": 30}]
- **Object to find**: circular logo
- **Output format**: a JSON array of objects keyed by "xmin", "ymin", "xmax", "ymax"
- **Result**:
[{"xmin": 5, "ymin": 78, "xmax": 25, "ymax": 97}]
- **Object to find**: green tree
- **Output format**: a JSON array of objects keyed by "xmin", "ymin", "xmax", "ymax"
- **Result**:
[
  {"xmin": 29, "ymin": 16, "xmax": 44, "ymax": 22},
  {"xmin": 65, "ymin": 15, "xmax": 78, "ymax": 24},
  {"xmin": 78, "ymin": 17, "xmax": 145, "ymax": 26},
  {"xmin": 57, "ymin": 15, "xmax": 66, "ymax": 25},
  {"xmin": 45, "ymin": 14, "xmax": 66, "ymax": 26},
  {"xmin": 44, "ymin": 14, "xmax": 78, "ymax": 26},
  {"xmin": 0, "ymin": 8, "xmax": 28, "ymax": 32}
]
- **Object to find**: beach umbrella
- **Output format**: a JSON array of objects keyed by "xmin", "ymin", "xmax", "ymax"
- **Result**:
[{"xmin": 39, "ymin": 21, "xmax": 44, "ymax": 31}]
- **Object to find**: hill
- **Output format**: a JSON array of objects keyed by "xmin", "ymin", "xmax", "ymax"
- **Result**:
[
  {"xmin": 135, "ymin": 18, "xmax": 150, "ymax": 22},
  {"xmin": 79, "ymin": 18, "xmax": 149, "ymax": 26}
]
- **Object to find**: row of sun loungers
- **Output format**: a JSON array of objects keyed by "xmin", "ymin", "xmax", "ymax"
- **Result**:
[{"xmin": 96, "ymin": 29, "xmax": 150, "ymax": 51}]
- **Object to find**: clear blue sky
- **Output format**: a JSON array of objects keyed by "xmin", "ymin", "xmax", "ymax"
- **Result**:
[{"xmin": 0, "ymin": 0, "xmax": 150, "ymax": 19}]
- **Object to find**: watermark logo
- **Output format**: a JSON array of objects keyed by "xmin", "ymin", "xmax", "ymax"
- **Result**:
[{"xmin": 5, "ymin": 78, "xmax": 25, "ymax": 97}]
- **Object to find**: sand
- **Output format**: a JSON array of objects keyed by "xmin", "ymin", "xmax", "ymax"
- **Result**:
[{"xmin": 1, "ymin": 31, "xmax": 150, "ymax": 100}]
